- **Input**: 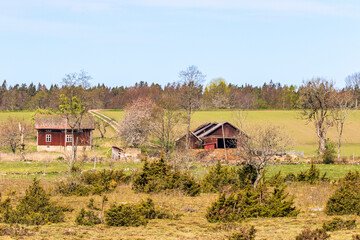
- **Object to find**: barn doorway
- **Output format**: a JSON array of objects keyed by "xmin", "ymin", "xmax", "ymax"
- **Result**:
[{"xmin": 217, "ymin": 138, "xmax": 237, "ymax": 148}]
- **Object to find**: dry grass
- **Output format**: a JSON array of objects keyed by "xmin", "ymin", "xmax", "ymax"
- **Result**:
[{"xmin": 0, "ymin": 177, "xmax": 359, "ymax": 239}]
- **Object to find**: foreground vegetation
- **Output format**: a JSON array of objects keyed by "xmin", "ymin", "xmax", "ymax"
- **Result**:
[{"xmin": 0, "ymin": 160, "xmax": 359, "ymax": 239}]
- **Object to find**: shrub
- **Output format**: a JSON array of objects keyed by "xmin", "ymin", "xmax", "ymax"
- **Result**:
[
  {"xmin": 104, "ymin": 198, "xmax": 176, "ymax": 227},
  {"xmin": 1, "ymin": 179, "xmax": 64, "ymax": 225},
  {"xmin": 201, "ymin": 161, "xmax": 238, "ymax": 193},
  {"xmin": 57, "ymin": 169, "xmax": 128, "ymax": 196},
  {"xmin": 325, "ymin": 171, "xmax": 360, "ymax": 215},
  {"xmin": 228, "ymin": 226, "xmax": 256, "ymax": 240},
  {"xmin": 322, "ymin": 217, "xmax": 356, "ymax": 231},
  {"xmin": 296, "ymin": 164, "xmax": 329, "ymax": 184},
  {"xmin": 206, "ymin": 184, "xmax": 299, "ymax": 222},
  {"xmin": 322, "ymin": 139, "xmax": 336, "ymax": 164},
  {"xmin": 237, "ymin": 164, "xmax": 258, "ymax": 188},
  {"xmin": 295, "ymin": 228, "xmax": 330, "ymax": 240},
  {"xmin": 75, "ymin": 208, "xmax": 101, "ymax": 226},
  {"xmin": 132, "ymin": 156, "xmax": 200, "ymax": 196}
]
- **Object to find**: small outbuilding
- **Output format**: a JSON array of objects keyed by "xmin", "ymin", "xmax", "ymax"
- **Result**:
[
  {"xmin": 35, "ymin": 114, "xmax": 95, "ymax": 152},
  {"xmin": 175, "ymin": 122, "xmax": 246, "ymax": 149}
]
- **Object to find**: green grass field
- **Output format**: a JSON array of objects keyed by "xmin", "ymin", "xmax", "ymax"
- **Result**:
[{"xmin": 100, "ymin": 109, "xmax": 360, "ymax": 157}]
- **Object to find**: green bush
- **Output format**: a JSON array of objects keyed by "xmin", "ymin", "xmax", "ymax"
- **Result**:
[
  {"xmin": 228, "ymin": 226, "xmax": 256, "ymax": 240},
  {"xmin": 201, "ymin": 161, "xmax": 238, "ymax": 193},
  {"xmin": 206, "ymin": 184, "xmax": 299, "ymax": 222},
  {"xmin": 325, "ymin": 171, "xmax": 360, "ymax": 215},
  {"xmin": 322, "ymin": 217, "xmax": 356, "ymax": 231},
  {"xmin": 76, "ymin": 208, "xmax": 101, "ymax": 226},
  {"xmin": 105, "ymin": 198, "xmax": 177, "ymax": 227},
  {"xmin": 201, "ymin": 163, "xmax": 257, "ymax": 193},
  {"xmin": 237, "ymin": 164, "xmax": 258, "ymax": 188},
  {"xmin": 132, "ymin": 156, "xmax": 200, "ymax": 196},
  {"xmin": 322, "ymin": 139, "xmax": 336, "ymax": 164},
  {"xmin": 57, "ymin": 169, "xmax": 128, "ymax": 196},
  {"xmin": 1, "ymin": 179, "xmax": 64, "ymax": 225},
  {"xmin": 295, "ymin": 228, "xmax": 330, "ymax": 240}
]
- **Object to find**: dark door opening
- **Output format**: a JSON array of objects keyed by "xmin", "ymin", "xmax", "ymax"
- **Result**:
[{"xmin": 217, "ymin": 138, "xmax": 237, "ymax": 148}]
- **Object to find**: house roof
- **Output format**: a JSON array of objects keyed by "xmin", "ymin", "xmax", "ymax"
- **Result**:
[{"xmin": 34, "ymin": 114, "xmax": 95, "ymax": 130}]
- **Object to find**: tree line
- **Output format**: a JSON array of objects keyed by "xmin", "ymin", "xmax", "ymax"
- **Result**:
[{"xmin": 4, "ymin": 68, "xmax": 359, "ymax": 111}]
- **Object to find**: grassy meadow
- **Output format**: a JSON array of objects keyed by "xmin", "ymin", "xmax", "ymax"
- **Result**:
[
  {"xmin": 101, "ymin": 109, "xmax": 360, "ymax": 157},
  {"xmin": 0, "ymin": 162, "xmax": 359, "ymax": 239}
]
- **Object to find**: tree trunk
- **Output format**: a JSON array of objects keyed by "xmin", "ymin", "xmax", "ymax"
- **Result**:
[
  {"xmin": 185, "ymin": 106, "xmax": 191, "ymax": 162},
  {"xmin": 337, "ymin": 122, "xmax": 344, "ymax": 161},
  {"xmin": 253, "ymin": 167, "xmax": 263, "ymax": 190},
  {"xmin": 319, "ymin": 137, "xmax": 326, "ymax": 156}
]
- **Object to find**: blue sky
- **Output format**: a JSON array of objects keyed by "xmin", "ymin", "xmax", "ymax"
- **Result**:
[{"xmin": 1, "ymin": 0, "xmax": 360, "ymax": 89}]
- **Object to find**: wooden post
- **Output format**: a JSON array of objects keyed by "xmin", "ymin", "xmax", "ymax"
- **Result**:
[{"xmin": 222, "ymin": 122, "xmax": 228, "ymax": 163}]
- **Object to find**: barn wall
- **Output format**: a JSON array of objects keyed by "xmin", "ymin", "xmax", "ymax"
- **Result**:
[{"xmin": 207, "ymin": 124, "xmax": 238, "ymax": 138}]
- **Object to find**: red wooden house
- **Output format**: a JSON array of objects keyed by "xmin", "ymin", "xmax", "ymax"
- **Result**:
[{"xmin": 35, "ymin": 114, "xmax": 95, "ymax": 152}]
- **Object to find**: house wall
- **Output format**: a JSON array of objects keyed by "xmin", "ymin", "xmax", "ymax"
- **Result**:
[{"xmin": 37, "ymin": 129, "xmax": 92, "ymax": 149}]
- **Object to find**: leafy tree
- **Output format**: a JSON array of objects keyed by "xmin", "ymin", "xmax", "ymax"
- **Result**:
[{"xmin": 202, "ymin": 78, "xmax": 230, "ymax": 109}]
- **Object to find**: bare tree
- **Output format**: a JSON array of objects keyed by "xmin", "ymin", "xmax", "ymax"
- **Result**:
[
  {"xmin": 332, "ymin": 90, "xmax": 354, "ymax": 160},
  {"xmin": 95, "ymin": 119, "xmax": 110, "ymax": 139},
  {"xmin": 60, "ymin": 71, "xmax": 91, "ymax": 172},
  {"xmin": 178, "ymin": 65, "xmax": 205, "ymax": 160},
  {"xmin": 238, "ymin": 124, "xmax": 290, "ymax": 190},
  {"xmin": 151, "ymin": 94, "xmax": 185, "ymax": 159},
  {"xmin": 120, "ymin": 98, "xmax": 155, "ymax": 147},
  {"xmin": 0, "ymin": 117, "xmax": 30, "ymax": 155},
  {"xmin": 345, "ymin": 72, "xmax": 360, "ymax": 108},
  {"xmin": 299, "ymin": 78, "xmax": 336, "ymax": 156}
]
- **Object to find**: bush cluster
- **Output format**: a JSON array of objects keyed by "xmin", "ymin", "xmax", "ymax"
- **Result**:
[
  {"xmin": 201, "ymin": 162, "xmax": 257, "ymax": 193},
  {"xmin": 228, "ymin": 226, "xmax": 256, "ymax": 240},
  {"xmin": 322, "ymin": 217, "xmax": 356, "ymax": 232},
  {"xmin": 0, "ymin": 179, "xmax": 64, "ymax": 225},
  {"xmin": 104, "ymin": 198, "xmax": 178, "ymax": 227},
  {"xmin": 322, "ymin": 139, "xmax": 336, "ymax": 164},
  {"xmin": 57, "ymin": 169, "xmax": 129, "ymax": 196},
  {"xmin": 325, "ymin": 171, "xmax": 360, "ymax": 215},
  {"xmin": 267, "ymin": 164, "xmax": 329, "ymax": 186},
  {"xmin": 295, "ymin": 228, "xmax": 330, "ymax": 240},
  {"xmin": 132, "ymin": 156, "xmax": 200, "ymax": 196},
  {"xmin": 206, "ymin": 184, "xmax": 299, "ymax": 222}
]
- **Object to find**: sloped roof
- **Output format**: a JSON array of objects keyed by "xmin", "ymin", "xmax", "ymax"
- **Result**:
[
  {"xmin": 174, "ymin": 131, "xmax": 202, "ymax": 143},
  {"xmin": 35, "ymin": 114, "xmax": 95, "ymax": 130},
  {"xmin": 193, "ymin": 122, "xmax": 218, "ymax": 136},
  {"xmin": 197, "ymin": 122, "xmax": 241, "ymax": 139}
]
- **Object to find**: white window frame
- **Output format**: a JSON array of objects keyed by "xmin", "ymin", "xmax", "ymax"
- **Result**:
[
  {"xmin": 66, "ymin": 134, "xmax": 73, "ymax": 143},
  {"xmin": 45, "ymin": 134, "xmax": 51, "ymax": 142}
]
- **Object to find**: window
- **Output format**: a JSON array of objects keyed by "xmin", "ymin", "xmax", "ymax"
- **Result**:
[
  {"xmin": 46, "ymin": 134, "xmax": 51, "ymax": 142},
  {"xmin": 66, "ymin": 134, "xmax": 73, "ymax": 143}
]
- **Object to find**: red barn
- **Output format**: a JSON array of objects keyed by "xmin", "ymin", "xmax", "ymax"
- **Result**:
[
  {"xmin": 175, "ymin": 122, "xmax": 247, "ymax": 149},
  {"xmin": 35, "ymin": 114, "xmax": 95, "ymax": 152}
]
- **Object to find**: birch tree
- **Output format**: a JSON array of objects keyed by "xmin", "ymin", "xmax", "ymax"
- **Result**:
[
  {"xmin": 178, "ymin": 65, "xmax": 205, "ymax": 160},
  {"xmin": 332, "ymin": 90, "xmax": 354, "ymax": 160}
]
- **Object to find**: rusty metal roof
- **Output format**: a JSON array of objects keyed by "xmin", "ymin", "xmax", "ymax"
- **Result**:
[{"xmin": 34, "ymin": 114, "xmax": 95, "ymax": 130}]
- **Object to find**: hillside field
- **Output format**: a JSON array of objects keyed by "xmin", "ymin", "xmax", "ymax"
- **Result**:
[{"xmin": 100, "ymin": 109, "xmax": 360, "ymax": 157}]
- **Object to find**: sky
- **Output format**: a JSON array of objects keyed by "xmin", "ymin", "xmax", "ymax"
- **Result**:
[{"xmin": 1, "ymin": 0, "xmax": 360, "ymax": 89}]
